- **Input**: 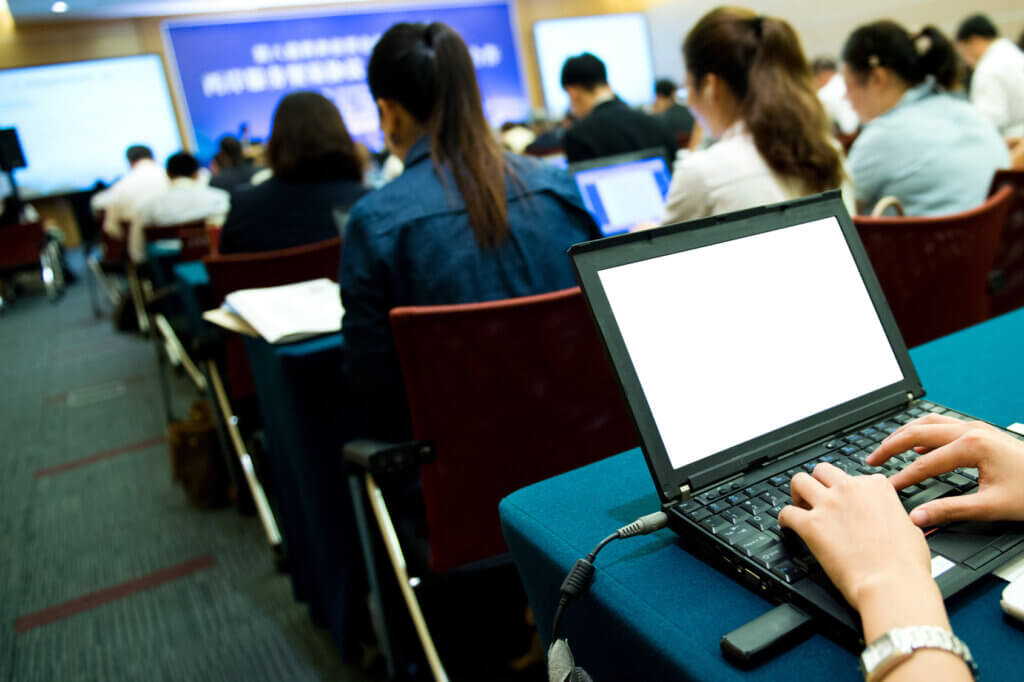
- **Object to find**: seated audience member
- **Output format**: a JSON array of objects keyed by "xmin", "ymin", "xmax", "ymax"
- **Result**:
[
  {"xmin": 209, "ymin": 136, "xmax": 259, "ymax": 192},
  {"xmin": 129, "ymin": 152, "xmax": 230, "ymax": 263},
  {"xmin": 559, "ymin": 53, "xmax": 677, "ymax": 166},
  {"xmin": 956, "ymin": 14, "xmax": 1024, "ymax": 137},
  {"xmin": 652, "ymin": 78, "xmax": 696, "ymax": 136},
  {"xmin": 811, "ymin": 56, "xmax": 860, "ymax": 135},
  {"xmin": 218, "ymin": 91, "xmax": 367, "ymax": 254},
  {"xmin": 91, "ymin": 145, "xmax": 168, "ymax": 241},
  {"xmin": 341, "ymin": 22, "xmax": 601, "ymax": 440},
  {"xmin": 1010, "ymin": 137, "xmax": 1024, "ymax": 168},
  {"xmin": 781, "ymin": 413, "xmax": 1024, "ymax": 680},
  {"xmin": 660, "ymin": 8, "xmax": 851, "ymax": 224},
  {"xmin": 842, "ymin": 22, "xmax": 1010, "ymax": 215}
]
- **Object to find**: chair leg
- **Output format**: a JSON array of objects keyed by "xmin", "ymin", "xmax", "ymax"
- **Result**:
[
  {"xmin": 87, "ymin": 253, "xmax": 121, "ymax": 310},
  {"xmin": 362, "ymin": 472, "xmax": 449, "ymax": 682},
  {"xmin": 206, "ymin": 360, "xmax": 284, "ymax": 552},
  {"xmin": 153, "ymin": 313, "xmax": 207, "ymax": 391},
  {"xmin": 126, "ymin": 264, "xmax": 149, "ymax": 333}
]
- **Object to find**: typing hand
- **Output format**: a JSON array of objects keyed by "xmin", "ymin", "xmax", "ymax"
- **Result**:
[
  {"xmin": 867, "ymin": 414, "xmax": 1024, "ymax": 526},
  {"xmin": 778, "ymin": 463, "xmax": 931, "ymax": 613}
]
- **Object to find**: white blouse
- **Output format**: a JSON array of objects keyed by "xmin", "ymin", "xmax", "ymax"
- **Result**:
[{"xmin": 660, "ymin": 121, "xmax": 854, "ymax": 224}]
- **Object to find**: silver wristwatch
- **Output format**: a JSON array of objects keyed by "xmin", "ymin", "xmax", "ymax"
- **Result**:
[{"xmin": 859, "ymin": 626, "xmax": 978, "ymax": 681}]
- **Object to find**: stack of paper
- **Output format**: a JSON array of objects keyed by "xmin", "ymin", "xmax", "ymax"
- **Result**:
[{"xmin": 203, "ymin": 278, "xmax": 343, "ymax": 344}]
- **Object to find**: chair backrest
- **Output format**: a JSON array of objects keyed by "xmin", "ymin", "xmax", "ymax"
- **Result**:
[
  {"xmin": 390, "ymin": 287, "xmax": 638, "ymax": 572},
  {"xmin": 203, "ymin": 237, "xmax": 342, "ymax": 400},
  {"xmin": 989, "ymin": 170, "xmax": 1024, "ymax": 317},
  {"xmin": 178, "ymin": 227, "xmax": 213, "ymax": 262},
  {"xmin": 853, "ymin": 185, "xmax": 1012, "ymax": 347},
  {"xmin": 0, "ymin": 221, "xmax": 45, "ymax": 269},
  {"xmin": 143, "ymin": 219, "xmax": 207, "ymax": 244}
]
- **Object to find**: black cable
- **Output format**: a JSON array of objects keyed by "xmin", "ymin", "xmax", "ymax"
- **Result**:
[{"xmin": 550, "ymin": 512, "xmax": 668, "ymax": 642}]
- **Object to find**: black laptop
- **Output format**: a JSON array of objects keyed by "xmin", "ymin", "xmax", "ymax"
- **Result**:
[{"xmin": 569, "ymin": 190, "xmax": 1024, "ymax": 650}]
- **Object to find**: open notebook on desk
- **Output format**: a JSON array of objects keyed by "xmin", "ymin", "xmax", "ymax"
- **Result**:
[{"xmin": 202, "ymin": 278, "xmax": 344, "ymax": 344}]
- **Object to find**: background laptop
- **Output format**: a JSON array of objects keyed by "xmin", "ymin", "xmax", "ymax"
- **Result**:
[
  {"xmin": 569, "ymin": 148, "xmax": 671, "ymax": 236},
  {"xmin": 569, "ymin": 191, "xmax": 1024, "ymax": 649}
]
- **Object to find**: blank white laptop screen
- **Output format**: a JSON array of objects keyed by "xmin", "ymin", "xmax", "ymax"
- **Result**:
[{"xmin": 597, "ymin": 216, "xmax": 905, "ymax": 470}]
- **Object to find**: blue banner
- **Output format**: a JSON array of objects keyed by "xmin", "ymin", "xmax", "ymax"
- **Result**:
[{"xmin": 163, "ymin": 2, "xmax": 528, "ymax": 160}]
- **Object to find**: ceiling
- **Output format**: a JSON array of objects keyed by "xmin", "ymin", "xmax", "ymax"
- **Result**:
[{"xmin": 7, "ymin": 0, "xmax": 360, "ymax": 21}]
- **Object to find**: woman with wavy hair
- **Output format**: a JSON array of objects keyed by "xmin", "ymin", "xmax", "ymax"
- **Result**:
[{"xmin": 660, "ymin": 7, "xmax": 852, "ymax": 223}]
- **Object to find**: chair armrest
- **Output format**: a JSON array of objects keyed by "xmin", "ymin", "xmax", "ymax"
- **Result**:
[{"xmin": 343, "ymin": 439, "xmax": 434, "ymax": 475}]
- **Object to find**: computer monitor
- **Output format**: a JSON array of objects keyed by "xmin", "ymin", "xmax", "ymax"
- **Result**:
[{"xmin": 571, "ymin": 149, "xmax": 670, "ymax": 236}]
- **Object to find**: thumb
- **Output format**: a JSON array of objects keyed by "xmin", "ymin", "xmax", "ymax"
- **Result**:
[{"xmin": 909, "ymin": 494, "xmax": 986, "ymax": 527}]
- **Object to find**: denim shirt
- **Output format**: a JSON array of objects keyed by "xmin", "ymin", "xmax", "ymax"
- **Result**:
[
  {"xmin": 849, "ymin": 77, "xmax": 1010, "ymax": 216},
  {"xmin": 340, "ymin": 138, "xmax": 600, "ymax": 440}
]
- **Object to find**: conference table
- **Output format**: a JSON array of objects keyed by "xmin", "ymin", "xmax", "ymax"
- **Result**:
[{"xmin": 500, "ymin": 308, "xmax": 1024, "ymax": 681}]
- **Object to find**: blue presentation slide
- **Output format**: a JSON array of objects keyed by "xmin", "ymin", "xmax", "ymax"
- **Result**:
[{"xmin": 164, "ymin": 2, "xmax": 529, "ymax": 161}]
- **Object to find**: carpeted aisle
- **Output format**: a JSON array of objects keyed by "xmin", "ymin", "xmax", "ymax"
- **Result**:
[{"xmin": 0, "ymin": 258, "xmax": 372, "ymax": 682}]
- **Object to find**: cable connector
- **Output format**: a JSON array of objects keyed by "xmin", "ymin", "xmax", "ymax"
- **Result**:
[
  {"xmin": 559, "ymin": 558, "xmax": 595, "ymax": 599},
  {"xmin": 615, "ymin": 511, "xmax": 668, "ymax": 538}
]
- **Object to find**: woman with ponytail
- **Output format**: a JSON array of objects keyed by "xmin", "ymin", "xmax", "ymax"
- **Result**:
[
  {"xmin": 660, "ymin": 7, "xmax": 852, "ymax": 224},
  {"xmin": 842, "ymin": 21, "xmax": 1009, "ymax": 216},
  {"xmin": 341, "ymin": 22, "xmax": 600, "ymax": 440}
]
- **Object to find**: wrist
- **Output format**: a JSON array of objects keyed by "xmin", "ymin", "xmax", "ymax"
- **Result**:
[{"xmin": 855, "ymin": 573, "xmax": 949, "ymax": 642}]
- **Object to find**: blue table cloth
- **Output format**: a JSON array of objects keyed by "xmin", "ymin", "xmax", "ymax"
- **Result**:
[
  {"xmin": 501, "ymin": 308, "xmax": 1024, "ymax": 681},
  {"xmin": 243, "ymin": 333, "xmax": 364, "ymax": 662}
]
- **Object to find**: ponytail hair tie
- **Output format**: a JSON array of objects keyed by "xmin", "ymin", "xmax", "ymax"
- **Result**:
[
  {"xmin": 868, "ymin": 55, "xmax": 881, "ymax": 68},
  {"xmin": 751, "ymin": 16, "xmax": 764, "ymax": 38}
]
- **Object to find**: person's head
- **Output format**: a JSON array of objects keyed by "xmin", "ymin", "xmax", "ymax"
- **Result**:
[
  {"xmin": 125, "ymin": 145, "xmax": 153, "ymax": 167},
  {"xmin": 560, "ymin": 53, "xmax": 612, "ymax": 117},
  {"xmin": 165, "ymin": 152, "xmax": 200, "ymax": 180},
  {"xmin": 215, "ymin": 136, "xmax": 245, "ymax": 169},
  {"xmin": 841, "ymin": 21, "xmax": 958, "ymax": 123},
  {"xmin": 683, "ymin": 7, "xmax": 842, "ymax": 193},
  {"xmin": 368, "ymin": 22, "xmax": 510, "ymax": 247},
  {"xmin": 266, "ymin": 91, "xmax": 364, "ymax": 183},
  {"xmin": 652, "ymin": 78, "xmax": 678, "ymax": 114},
  {"xmin": 955, "ymin": 14, "xmax": 999, "ymax": 68},
  {"xmin": 810, "ymin": 56, "xmax": 837, "ymax": 89}
]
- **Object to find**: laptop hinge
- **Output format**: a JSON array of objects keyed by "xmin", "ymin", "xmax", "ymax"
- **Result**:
[
  {"xmin": 679, "ymin": 484, "xmax": 693, "ymax": 501},
  {"xmin": 907, "ymin": 392, "xmax": 915, "ymax": 405}
]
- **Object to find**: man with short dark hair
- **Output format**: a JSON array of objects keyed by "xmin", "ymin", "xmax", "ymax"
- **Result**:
[
  {"xmin": 209, "ymin": 136, "xmax": 259, "ymax": 192},
  {"xmin": 652, "ymin": 78, "xmax": 695, "ymax": 137},
  {"xmin": 91, "ymin": 144, "xmax": 169, "ymax": 240},
  {"xmin": 560, "ymin": 53, "xmax": 677, "ymax": 165},
  {"xmin": 811, "ymin": 55, "xmax": 860, "ymax": 135},
  {"xmin": 956, "ymin": 14, "xmax": 1024, "ymax": 136},
  {"xmin": 128, "ymin": 152, "xmax": 229, "ymax": 262}
]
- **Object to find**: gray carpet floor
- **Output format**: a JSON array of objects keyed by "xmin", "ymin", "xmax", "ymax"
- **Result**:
[{"xmin": 0, "ymin": 257, "xmax": 373, "ymax": 682}]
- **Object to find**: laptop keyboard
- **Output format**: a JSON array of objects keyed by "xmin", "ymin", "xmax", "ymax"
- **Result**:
[{"xmin": 677, "ymin": 401, "xmax": 981, "ymax": 586}]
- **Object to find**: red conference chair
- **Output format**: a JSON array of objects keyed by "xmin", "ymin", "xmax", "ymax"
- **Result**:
[
  {"xmin": 988, "ymin": 169, "xmax": 1024, "ymax": 317},
  {"xmin": 344, "ymin": 286, "xmax": 637, "ymax": 680},
  {"xmin": 194, "ymin": 237, "xmax": 342, "ymax": 556},
  {"xmin": 0, "ymin": 221, "xmax": 63, "ymax": 305},
  {"xmin": 853, "ymin": 185, "xmax": 1012, "ymax": 347},
  {"xmin": 203, "ymin": 236, "xmax": 342, "ymax": 400}
]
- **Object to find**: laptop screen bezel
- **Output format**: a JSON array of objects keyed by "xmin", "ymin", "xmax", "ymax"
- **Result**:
[{"xmin": 569, "ymin": 191, "xmax": 924, "ymax": 503}]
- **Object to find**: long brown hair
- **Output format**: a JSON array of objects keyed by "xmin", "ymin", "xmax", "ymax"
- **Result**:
[
  {"xmin": 267, "ymin": 91, "xmax": 364, "ymax": 183},
  {"xmin": 684, "ymin": 7, "xmax": 843, "ymax": 193},
  {"xmin": 368, "ymin": 23, "xmax": 509, "ymax": 248}
]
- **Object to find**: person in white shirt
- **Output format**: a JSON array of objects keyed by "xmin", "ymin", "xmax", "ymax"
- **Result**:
[
  {"xmin": 90, "ymin": 146, "xmax": 169, "ymax": 242},
  {"xmin": 812, "ymin": 56, "xmax": 860, "ymax": 135},
  {"xmin": 955, "ymin": 14, "xmax": 1024, "ymax": 137},
  {"xmin": 128, "ymin": 152, "xmax": 229, "ymax": 263},
  {"xmin": 659, "ymin": 8, "xmax": 852, "ymax": 225}
]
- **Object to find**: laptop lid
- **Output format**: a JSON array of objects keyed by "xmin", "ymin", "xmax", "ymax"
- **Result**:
[
  {"xmin": 570, "ymin": 191, "xmax": 923, "ymax": 504},
  {"xmin": 570, "ymin": 148, "xmax": 670, "ymax": 236}
]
